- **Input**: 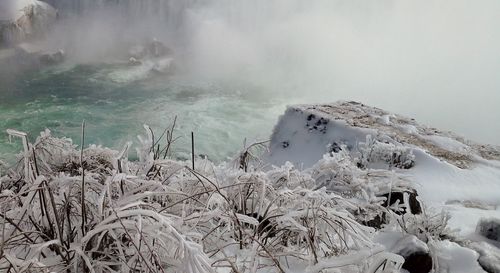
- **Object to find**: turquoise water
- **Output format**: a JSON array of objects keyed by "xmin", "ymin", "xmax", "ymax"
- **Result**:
[{"xmin": 0, "ymin": 63, "xmax": 287, "ymax": 164}]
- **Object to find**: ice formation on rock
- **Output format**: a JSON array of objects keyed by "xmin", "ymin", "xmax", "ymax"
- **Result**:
[{"xmin": 0, "ymin": 0, "xmax": 57, "ymax": 46}]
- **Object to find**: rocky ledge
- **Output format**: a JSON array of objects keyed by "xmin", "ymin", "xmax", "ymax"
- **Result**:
[
  {"xmin": 269, "ymin": 101, "xmax": 500, "ymax": 169},
  {"xmin": 0, "ymin": 0, "xmax": 57, "ymax": 47}
]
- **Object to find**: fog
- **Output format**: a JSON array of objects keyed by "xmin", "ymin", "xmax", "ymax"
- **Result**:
[
  {"xmin": 12, "ymin": 0, "xmax": 500, "ymax": 144},
  {"xmin": 0, "ymin": 0, "xmax": 32, "ymax": 20},
  {"xmin": 182, "ymin": 0, "xmax": 500, "ymax": 145}
]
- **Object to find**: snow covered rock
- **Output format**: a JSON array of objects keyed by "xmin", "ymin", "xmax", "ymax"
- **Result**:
[
  {"xmin": 380, "ymin": 189, "xmax": 422, "ymax": 215},
  {"xmin": 120, "ymin": 40, "xmax": 175, "ymax": 79},
  {"xmin": 374, "ymin": 232, "xmax": 432, "ymax": 273},
  {"xmin": 4, "ymin": 42, "xmax": 65, "ymax": 68},
  {"xmin": 39, "ymin": 49, "xmax": 65, "ymax": 65},
  {"xmin": 268, "ymin": 101, "xmax": 500, "ymax": 237},
  {"xmin": 0, "ymin": 0, "xmax": 57, "ymax": 46},
  {"xmin": 468, "ymin": 241, "xmax": 500, "ymax": 273},
  {"xmin": 268, "ymin": 101, "xmax": 499, "ymax": 169},
  {"xmin": 433, "ymin": 240, "xmax": 487, "ymax": 273},
  {"xmin": 477, "ymin": 219, "xmax": 500, "ymax": 242},
  {"xmin": 128, "ymin": 40, "xmax": 173, "ymax": 60}
]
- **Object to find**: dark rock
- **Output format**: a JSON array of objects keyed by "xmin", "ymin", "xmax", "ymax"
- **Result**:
[
  {"xmin": 39, "ymin": 49, "xmax": 65, "ymax": 65},
  {"xmin": 329, "ymin": 142, "xmax": 342, "ymax": 153},
  {"xmin": 305, "ymin": 114, "xmax": 328, "ymax": 134},
  {"xmin": 282, "ymin": 141, "xmax": 290, "ymax": 148},
  {"xmin": 315, "ymin": 118, "xmax": 329, "ymax": 126},
  {"xmin": 148, "ymin": 39, "xmax": 173, "ymax": 58},
  {"xmin": 354, "ymin": 207, "xmax": 388, "ymax": 229},
  {"xmin": 477, "ymin": 219, "xmax": 500, "ymax": 242},
  {"xmin": 392, "ymin": 152, "xmax": 416, "ymax": 169},
  {"xmin": 362, "ymin": 212, "xmax": 387, "ymax": 229},
  {"xmin": 381, "ymin": 190, "xmax": 422, "ymax": 215},
  {"xmin": 402, "ymin": 252, "xmax": 433, "ymax": 273}
]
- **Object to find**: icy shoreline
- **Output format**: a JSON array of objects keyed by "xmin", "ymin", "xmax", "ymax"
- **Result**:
[{"xmin": 1, "ymin": 101, "xmax": 499, "ymax": 272}]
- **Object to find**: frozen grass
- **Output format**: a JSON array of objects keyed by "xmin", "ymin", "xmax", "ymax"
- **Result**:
[{"xmin": 0, "ymin": 123, "xmax": 459, "ymax": 272}]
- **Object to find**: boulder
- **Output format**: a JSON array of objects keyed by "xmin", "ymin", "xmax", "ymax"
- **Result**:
[
  {"xmin": 39, "ymin": 49, "xmax": 65, "ymax": 65},
  {"xmin": 374, "ymin": 232, "xmax": 432, "ymax": 273},
  {"xmin": 267, "ymin": 101, "xmax": 500, "ymax": 216},
  {"xmin": 0, "ymin": 0, "xmax": 57, "ymax": 46},
  {"xmin": 148, "ymin": 39, "xmax": 172, "ymax": 58},
  {"xmin": 128, "ymin": 57, "xmax": 142, "ymax": 66},
  {"xmin": 402, "ymin": 252, "xmax": 433, "ymax": 273},
  {"xmin": 477, "ymin": 219, "xmax": 500, "ymax": 242},
  {"xmin": 381, "ymin": 189, "xmax": 422, "ymax": 215},
  {"xmin": 128, "ymin": 40, "xmax": 173, "ymax": 60},
  {"xmin": 267, "ymin": 101, "xmax": 497, "ymax": 169},
  {"xmin": 468, "ymin": 241, "xmax": 500, "ymax": 273}
]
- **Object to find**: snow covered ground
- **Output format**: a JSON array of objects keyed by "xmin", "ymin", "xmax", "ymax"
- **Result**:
[
  {"xmin": 267, "ymin": 101, "xmax": 500, "ymax": 272},
  {"xmin": 1, "ymin": 101, "xmax": 499, "ymax": 272},
  {"xmin": 268, "ymin": 102, "xmax": 500, "ymax": 233}
]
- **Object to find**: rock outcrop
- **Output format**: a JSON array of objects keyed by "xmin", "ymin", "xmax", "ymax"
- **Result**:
[
  {"xmin": 267, "ymin": 101, "xmax": 500, "ymax": 207},
  {"xmin": 478, "ymin": 219, "xmax": 500, "ymax": 243},
  {"xmin": 265, "ymin": 101, "xmax": 500, "ymax": 272},
  {"xmin": 0, "ymin": 0, "xmax": 57, "ymax": 47},
  {"xmin": 268, "ymin": 101, "xmax": 500, "ymax": 169}
]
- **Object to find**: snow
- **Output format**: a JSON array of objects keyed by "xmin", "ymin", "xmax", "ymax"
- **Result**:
[
  {"xmin": 468, "ymin": 241, "xmax": 500, "ymax": 273},
  {"xmin": 445, "ymin": 205, "xmax": 500, "ymax": 236},
  {"xmin": 2, "ymin": 101, "xmax": 500, "ymax": 272},
  {"xmin": 432, "ymin": 240, "xmax": 486, "ymax": 273},
  {"xmin": 408, "ymin": 148, "xmax": 500, "ymax": 206},
  {"xmin": 266, "ymin": 101, "xmax": 500, "ymax": 271},
  {"xmin": 268, "ymin": 101, "xmax": 500, "ymax": 236},
  {"xmin": 373, "ymin": 232, "xmax": 429, "ymax": 257},
  {"xmin": 267, "ymin": 105, "xmax": 377, "ymax": 168},
  {"xmin": 421, "ymin": 135, "xmax": 470, "ymax": 154}
]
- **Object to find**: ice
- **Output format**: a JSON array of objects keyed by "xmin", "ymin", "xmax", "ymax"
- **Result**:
[{"xmin": 432, "ymin": 240, "xmax": 486, "ymax": 273}]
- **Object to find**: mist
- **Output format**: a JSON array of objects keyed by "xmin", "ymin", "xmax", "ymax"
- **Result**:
[
  {"xmin": 181, "ymin": 0, "xmax": 500, "ymax": 145},
  {"xmin": 15, "ymin": 0, "xmax": 500, "ymax": 144}
]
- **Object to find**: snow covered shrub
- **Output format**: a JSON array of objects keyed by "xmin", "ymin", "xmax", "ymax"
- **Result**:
[
  {"xmin": 162, "ymin": 163, "xmax": 379, "ymax": 272},
  {"xmin": 0, "ymin": 129, "xmax": 212, "ymax": 273},
  {"xmin": 356, "ymin": 135, "xmax": 415, "ymax": 170},
  {"xmin": 309, "ymin": 149, "xmax": 419, "ymax": 230},
  {"xmin": 397, "ymin": 210, "xmax": 453, "ymax": 243},
  {"xmin": 0, "ymin": 126, "xmax": 413, "ymax": 273}
]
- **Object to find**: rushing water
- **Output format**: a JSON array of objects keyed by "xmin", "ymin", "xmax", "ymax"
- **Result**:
[
  {"xmin": 0, "ymin": 63, "xmax": 287, "ymax": 164},
  {"xmin": 2, "ymin": 0, "xmax": 500, "ymax": 164}
]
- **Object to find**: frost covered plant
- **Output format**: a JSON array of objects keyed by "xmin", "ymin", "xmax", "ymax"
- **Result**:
[
  {"xmin": 0, "ymin": 126, "xmax": 405, "ymax": 273},
  {"xmin": 397, "ymin": 209, "xmax": 453, "ymax": 243},
  {"xmin": 356, "ymin": 135, "xmax": 415, "ymax": 170},
  {"xmin": 0, "ymin": 129, "xmax": 212, "ymax": 273}
]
